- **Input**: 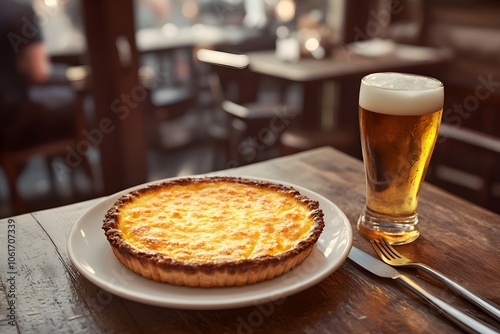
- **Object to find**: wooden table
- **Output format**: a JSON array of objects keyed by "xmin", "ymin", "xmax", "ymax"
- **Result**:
[
  {"xmin": 247, "ymin": 44, "xmax": 454, "ymax": 129},
  {"xmin": 1, "ymin": 147, "xmax": 499, "ymax": 333}
]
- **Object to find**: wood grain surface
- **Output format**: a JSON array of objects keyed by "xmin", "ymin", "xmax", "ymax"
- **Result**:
[{"xmin": 1, "ymin": 147, "xmax": 498, "ymax": 334}]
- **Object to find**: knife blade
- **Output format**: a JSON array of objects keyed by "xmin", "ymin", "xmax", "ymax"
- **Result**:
[{"xmin": 348, "ymin": 247, "xmax": 498, "ymax": 334}]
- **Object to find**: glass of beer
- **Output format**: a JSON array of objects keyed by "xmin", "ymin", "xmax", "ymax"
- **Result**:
[{"xmin": 357, "ymin": 72, "xmax": 443, "ymax": 245}]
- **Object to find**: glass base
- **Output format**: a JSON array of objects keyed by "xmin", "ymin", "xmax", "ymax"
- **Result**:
[{"xmin": 357, "ymin": 208, "xmax": 419, "ymax": 245}]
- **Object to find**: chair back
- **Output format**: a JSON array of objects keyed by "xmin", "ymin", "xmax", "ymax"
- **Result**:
[{"xmin": 427, "ymin": 123, "xmax": 500, "ymax": 213}]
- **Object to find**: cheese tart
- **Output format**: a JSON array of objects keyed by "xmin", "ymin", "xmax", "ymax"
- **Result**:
[{"xmin": 102, "ymin": 176, "xmax": 324, "ymax": 287}]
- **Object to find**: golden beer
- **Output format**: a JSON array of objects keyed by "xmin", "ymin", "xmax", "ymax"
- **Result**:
[{"xmin": 357, "ymin": 73, "xmax": 443, "ymax": 244}]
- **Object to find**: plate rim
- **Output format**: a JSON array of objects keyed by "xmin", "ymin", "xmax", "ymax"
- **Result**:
[{"xmin": 67, "ymin": 175, "xmax": 353, "ymax": 309}]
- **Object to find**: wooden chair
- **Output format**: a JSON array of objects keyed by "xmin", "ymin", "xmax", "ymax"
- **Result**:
[
  {"xmin": 196, "ymin": 48, "xmax": 300, "ymax": 167},
  {"xmin": 141, "ymin": 48, "xmax": 198, "ymax": 150},
  {"xmin": 426, "ymin": 123, "xmax": 500, "ymax": 213},
  {"xmin": 0, "ymin": 65, "xmax": 96, "ymax": 215}
]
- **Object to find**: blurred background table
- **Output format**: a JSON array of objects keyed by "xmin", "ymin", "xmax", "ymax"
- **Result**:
[
  {"xmin": 246, "ymin": 44, "xmax": 454, "ymax": 129},
  {"xmin": 1, "ymin": 147, "xmax": 498, "ymax": 333}
]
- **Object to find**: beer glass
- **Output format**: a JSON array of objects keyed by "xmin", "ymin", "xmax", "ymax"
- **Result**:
[{"xmin": 357, "ymin": 72, "xmax": 443, "ymax": 244}]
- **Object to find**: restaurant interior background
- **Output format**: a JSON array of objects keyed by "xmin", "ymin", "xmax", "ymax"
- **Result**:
[{"xmin": 0, "ymin": 0, "xmax": 499, "ymax": 218}]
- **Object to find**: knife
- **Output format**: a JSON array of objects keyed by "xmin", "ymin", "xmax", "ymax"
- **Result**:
[{"xmin": 348, "ymin": 247, "xmax": 498, "ymax": 334}]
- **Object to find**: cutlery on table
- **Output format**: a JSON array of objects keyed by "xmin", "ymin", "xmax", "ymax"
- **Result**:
[
  {"xmin": 371, "ymin": 238, "xmax": 500, "ymax": 323},
  {"xmin": 348, "ymin": 247, "xmax": 498, "ymax": 334}
]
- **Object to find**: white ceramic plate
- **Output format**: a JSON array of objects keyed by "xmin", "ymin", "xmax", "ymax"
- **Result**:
[
  {"xmin": 349, "ymin": 38, "xmax": 396, "ymax": 57},
  {"xmin": 67, "ymin": 176, "xmax": 353, "ymax": 310}
]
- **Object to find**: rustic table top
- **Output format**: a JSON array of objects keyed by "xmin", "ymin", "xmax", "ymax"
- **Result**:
[
  {"xmin": 1, "ymin": 147, "xmax": 498, "ymax": 333},
  {"xmin": 247, "ymin": 44, "xmax": 453, "ymax": 82}
]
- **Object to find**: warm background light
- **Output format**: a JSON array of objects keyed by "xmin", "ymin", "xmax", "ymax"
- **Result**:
[
  {"xmin": 44, "ymin": 0, "xmax": 59, "ymax": 8},
  {"xmin": 275, "ymin": 0, "xmax": 296, "ymax": 22},
  {"xmin": 182, "ymin": 0, "xmax": 199, "ymax": 20},
  {"xmin": 162, "ymin": 23, "xmax": 178, "ymax": 36},
  {"xmin": 305, "ymin": 37, "xmax": 320, "ymax": 51}
]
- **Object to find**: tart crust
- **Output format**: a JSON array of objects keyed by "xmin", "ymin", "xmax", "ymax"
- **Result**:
[{"xmin": 103, "ymin": 176, "xmax": 324, "ymax": 287}]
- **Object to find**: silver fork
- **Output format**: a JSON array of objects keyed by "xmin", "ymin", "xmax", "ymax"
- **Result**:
[{"xmin": 371, "ymin": 237, "xmax": 500, "ymax": 323}]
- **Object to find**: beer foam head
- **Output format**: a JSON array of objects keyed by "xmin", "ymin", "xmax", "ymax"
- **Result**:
[{"xmin": 359, "ymin": 72, "xmax": 443, "ymax": 116}]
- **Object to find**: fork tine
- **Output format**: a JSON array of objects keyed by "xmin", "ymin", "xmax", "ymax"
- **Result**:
[
  {"xmin": 379, "ymin": 237, "xmax": 403, "ymax": 260},
  {"xmin": 372, "ymin": 240, "xmax": 500, "ymax": 320},
  {"xmin": 369, "ymin": 239, "xmax": 391, "ymax": 261}
]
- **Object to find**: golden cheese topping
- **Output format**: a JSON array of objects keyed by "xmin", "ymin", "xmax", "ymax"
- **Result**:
[{"xmin": 116, "ymin": 180, "xmax": 316, "ymax": 264}]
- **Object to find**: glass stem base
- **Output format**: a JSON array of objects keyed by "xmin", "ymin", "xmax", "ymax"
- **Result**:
[{"xmin": 357, "ymin": 208, "xmax": 419, "ymax": 245}]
